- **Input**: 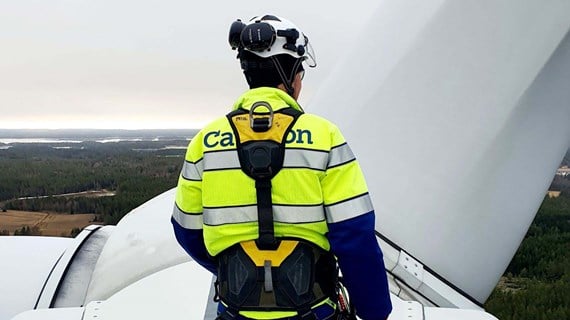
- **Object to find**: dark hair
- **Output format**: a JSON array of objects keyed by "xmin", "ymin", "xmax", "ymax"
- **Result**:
[{"xmin": 239, "ymin": 51, "xmax": 304, "ymax": 89}]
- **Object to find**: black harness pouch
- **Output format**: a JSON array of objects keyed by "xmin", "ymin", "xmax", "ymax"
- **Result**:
[{"xmin": 216, "ymin": 240, "xmax": 337, "ymax": 312}]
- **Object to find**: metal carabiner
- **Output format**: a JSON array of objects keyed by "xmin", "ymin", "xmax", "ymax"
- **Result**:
[{"xmin": 250, "ymin": 101, "xmax": 273, "ymax": 132}]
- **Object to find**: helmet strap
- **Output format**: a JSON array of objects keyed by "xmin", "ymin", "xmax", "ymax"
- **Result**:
[{"xmin": 271, "ymin": 56, "xmax": 303, "ymax": 97}]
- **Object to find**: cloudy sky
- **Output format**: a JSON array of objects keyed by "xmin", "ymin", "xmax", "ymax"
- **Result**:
[{"xmin": 0, "ymin": 1, "xmax": 382, "ymax": 129}]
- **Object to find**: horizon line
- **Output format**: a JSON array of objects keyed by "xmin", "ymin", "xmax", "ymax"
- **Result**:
[{"xmin": 0, "ymin": 128, "xmax": 201, "ymax": 131}]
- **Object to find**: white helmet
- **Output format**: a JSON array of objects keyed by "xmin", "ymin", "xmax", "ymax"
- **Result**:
[{"xmin": 229, "ymin": 15, "xmax": 316, "ymax": 68}]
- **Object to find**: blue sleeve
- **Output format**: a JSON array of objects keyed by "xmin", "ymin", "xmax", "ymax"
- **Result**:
[
  {"xmin": 171, "ymin": 217, "xmax": 217, "ymax": 275},
  {"xmin": 328, "ymin": 211, "xmax": 392, "ymax": 320}
]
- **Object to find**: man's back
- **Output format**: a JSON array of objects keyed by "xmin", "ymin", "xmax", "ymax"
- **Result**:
[{"xmin": 178, "ymin": 87, "xmax": 368, "ymax": 256}]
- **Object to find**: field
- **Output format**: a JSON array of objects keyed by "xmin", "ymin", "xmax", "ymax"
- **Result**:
[{"xmin": 0, "ymin": 210, "xmax": 98, "ymax": 236}]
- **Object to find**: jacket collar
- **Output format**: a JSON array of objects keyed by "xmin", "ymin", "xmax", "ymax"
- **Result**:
[{"xmin": 232, "ymin": 87, "xmax": 303, "ymax": 112}]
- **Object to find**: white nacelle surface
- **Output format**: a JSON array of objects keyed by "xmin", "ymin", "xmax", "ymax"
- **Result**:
[
  {"xmin": 84, "ymin": 262, "xmax": 213, "ymax": 320},
  {"xmin": 84, "ymin": 188, "xmax": 189, "ymax": 303},
  {"xmin": 10, "ymin": 258, "xmax": 498, "ymax": 320},
  {"xmin": 0, "ymin": 237, "xmax": 71, "ymax": 320}
]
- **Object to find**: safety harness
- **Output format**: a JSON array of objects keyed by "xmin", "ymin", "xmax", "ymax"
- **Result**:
[{"xmin": 215, "ymin": 102, "xmax": 337, "ymax": 319}]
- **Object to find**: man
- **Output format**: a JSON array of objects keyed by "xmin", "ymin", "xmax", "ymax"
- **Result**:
[{"xmin": 172, "ymin": 15, "xmax": 392, "ymax": 320}]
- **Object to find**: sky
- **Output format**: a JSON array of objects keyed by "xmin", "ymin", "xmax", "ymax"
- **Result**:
[{"xmin": 0, "ymin": 1, "xmax": 382, "ymax": 129}]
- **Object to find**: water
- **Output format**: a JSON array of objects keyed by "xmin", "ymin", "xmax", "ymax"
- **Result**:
[
  {"xmin": 0, "ymin": 129, "xmax": 196, "ymax": 145},
  {"xmin": 0, "ymin": 138, "xmax": 83, "ymax": 144},
  {"xmin": 0, "ymin": 137, "xmax": 191, "ymax": 144}
]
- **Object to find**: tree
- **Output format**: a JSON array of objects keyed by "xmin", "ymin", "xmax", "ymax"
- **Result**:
[{"xmin": 13, "ymin": 225, "xmax": 42, "ymax": 236}]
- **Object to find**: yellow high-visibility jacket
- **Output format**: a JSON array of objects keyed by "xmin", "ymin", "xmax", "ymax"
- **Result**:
[
  {"xmin": 172, "ymin": 87, "xmax": 392, "ymax": 320},
  {"xmin": 173, "ymin": 87, "xmax": 372, "ymax": 256}
]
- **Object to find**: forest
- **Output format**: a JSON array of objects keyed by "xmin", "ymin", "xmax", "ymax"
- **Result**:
[
  {"xmin": 0, "ymin": 137, "xmax": 190, "ymax": 224},
  {"xmin": 0, "ymin": 136, "xmax": 569, "ymax": 319},
  {"xmin": 484, "ymin": 190, "xmax": 570, "ymax": 320},
  {"xmin": 482, "ymin": 151, "xmax": 570, "ymax": 319}
]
